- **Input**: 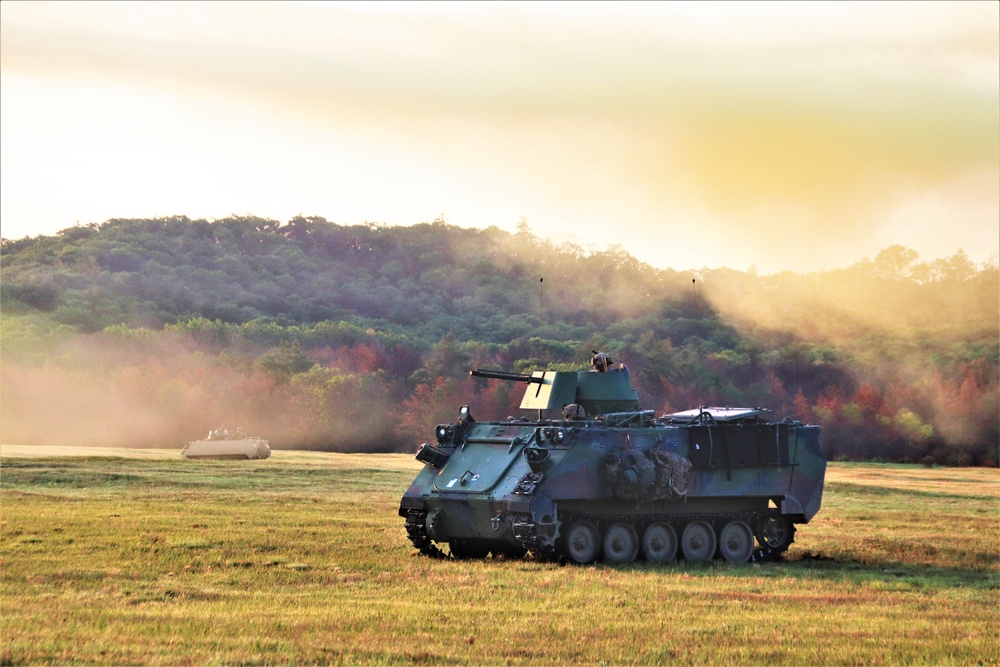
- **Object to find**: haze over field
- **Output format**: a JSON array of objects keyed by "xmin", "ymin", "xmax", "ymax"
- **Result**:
[
  {"xmin": 2, "ymin": 217, "xmax": 997, "ymax": 462},
  {"xmin": 2, "ymin": 1, "xmax": 997, "ymax": 273}
]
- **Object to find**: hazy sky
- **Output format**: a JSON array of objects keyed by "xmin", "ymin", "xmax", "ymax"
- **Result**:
[{"xmin": 2, "ymin": 1, "xmax": 997, "ymax": 273}]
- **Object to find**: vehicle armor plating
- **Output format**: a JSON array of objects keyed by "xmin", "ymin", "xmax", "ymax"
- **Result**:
[{"xmin": 398, "ymin": 353, "xmax": 825, "ymax": 564}]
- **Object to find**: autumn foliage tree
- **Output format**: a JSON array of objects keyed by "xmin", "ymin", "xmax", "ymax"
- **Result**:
[{"xmin": 2, "ymin": 218, "xmax": 996, "ymax": 464}]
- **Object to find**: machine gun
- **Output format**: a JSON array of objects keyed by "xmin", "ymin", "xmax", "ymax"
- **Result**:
[{"xmin": 469, "ymin": 369, "xmax": 545, "ymax": 384}]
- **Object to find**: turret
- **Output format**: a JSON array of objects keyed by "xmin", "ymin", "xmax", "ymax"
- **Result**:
[{"xmin": 470, "ymin": 352, "xmax": 638, "ymax": 418}]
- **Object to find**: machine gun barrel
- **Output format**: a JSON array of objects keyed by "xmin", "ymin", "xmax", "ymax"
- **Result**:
[{"xmin": 470, "ymin": 369, "xmax": 545, "ymax": 384}]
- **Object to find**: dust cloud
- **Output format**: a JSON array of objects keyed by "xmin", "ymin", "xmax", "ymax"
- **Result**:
[
  {"xmin": 700, "ymin": 258, "xmax": 999, "ymax": 458},
  {"xmin": 0, "ymin": 329, "xmax": 403, "ymax": 452}
]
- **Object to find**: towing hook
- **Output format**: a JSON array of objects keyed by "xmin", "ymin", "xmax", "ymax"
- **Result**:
[{"xmin": 491, "ymin": 513, "xmax": 502, "ymax": 531}]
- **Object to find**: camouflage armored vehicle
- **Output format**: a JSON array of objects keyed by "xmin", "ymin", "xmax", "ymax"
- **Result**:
[{"xmin": 399, "ymin": 353, "xmax": 825, "ymax": 564}]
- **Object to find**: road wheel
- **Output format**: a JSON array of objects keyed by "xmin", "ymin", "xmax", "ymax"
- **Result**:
[
  {"xmin": 603, "ymin": 522, "xmax": 639, "ymax": 563},
  {"xmin": 719, "ymin": 520, "xmax": 755, "ymax": 564},
  {"xmin": 641, "ymin": 523, "xmax": 677, "ymax": 563},
  {"xmin": 564, "ymin": 520, "xmax": 602, "ymax": 564},
  {"xmin": 681, "ymin": 520, "xmax": 716, "ymax": 562}
]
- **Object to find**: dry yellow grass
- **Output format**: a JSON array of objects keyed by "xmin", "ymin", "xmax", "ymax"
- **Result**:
[
  {"xmin": 2, "ymin": 453, "xmax": 997, "ymax": 665},
  {"xmin": 0, "ymin": 445, "xmax": 183, "ymax": 459},
  {"xmin": 825, "ymin": 462, "xmax": 997, "ymax": 496}
]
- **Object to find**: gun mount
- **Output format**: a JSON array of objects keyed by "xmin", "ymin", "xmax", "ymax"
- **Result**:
[{"xmin": 471, "ymin": 356, "xmax": 639, "ymax": 419}]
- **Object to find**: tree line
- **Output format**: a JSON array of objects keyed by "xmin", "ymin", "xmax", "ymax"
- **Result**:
[{"xmin": 2, "ymin": 216, "xmax": 997, "ymax": 465}]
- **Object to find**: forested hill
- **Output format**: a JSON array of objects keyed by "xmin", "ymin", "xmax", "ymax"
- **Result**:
[
  {"xmin": 2, "ymin": 216, "xmax": 998, "ymax": 465},
  {"xmin": 2, "ymin": 215, "xmax": 710, "ymax": 341}
]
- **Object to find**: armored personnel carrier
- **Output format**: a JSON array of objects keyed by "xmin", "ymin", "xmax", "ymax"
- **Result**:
[
  {"xmin": 399, "ymin": 353, "xmax": 825, "ymax": 564},
  {"xmin": 182, "ymin": 427, "xmax": 271, "ymax": 460}
]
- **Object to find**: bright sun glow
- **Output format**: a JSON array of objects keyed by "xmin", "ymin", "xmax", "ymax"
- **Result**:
[{"xmin": 1, "ymin": 0, "xmax": 997, "ymax": 273}]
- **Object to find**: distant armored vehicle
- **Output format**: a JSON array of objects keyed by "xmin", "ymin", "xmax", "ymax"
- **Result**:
[
  {"xmin": 182, "ymin": 427, "xmax": 271, "ymax": 460},
  {"xmin": 399, "ymin": 353, "xmax": 825, "ymax": 564}
]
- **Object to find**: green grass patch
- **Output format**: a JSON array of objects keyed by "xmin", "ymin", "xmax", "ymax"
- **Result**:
[{"xmin": 2, "ymin": 455, "xmax": 998, "ymax": 665}]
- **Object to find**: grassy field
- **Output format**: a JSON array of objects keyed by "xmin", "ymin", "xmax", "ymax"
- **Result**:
[{"xmin": 1, "ymin": 447, "xmax": 997, "ymax": 665}]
